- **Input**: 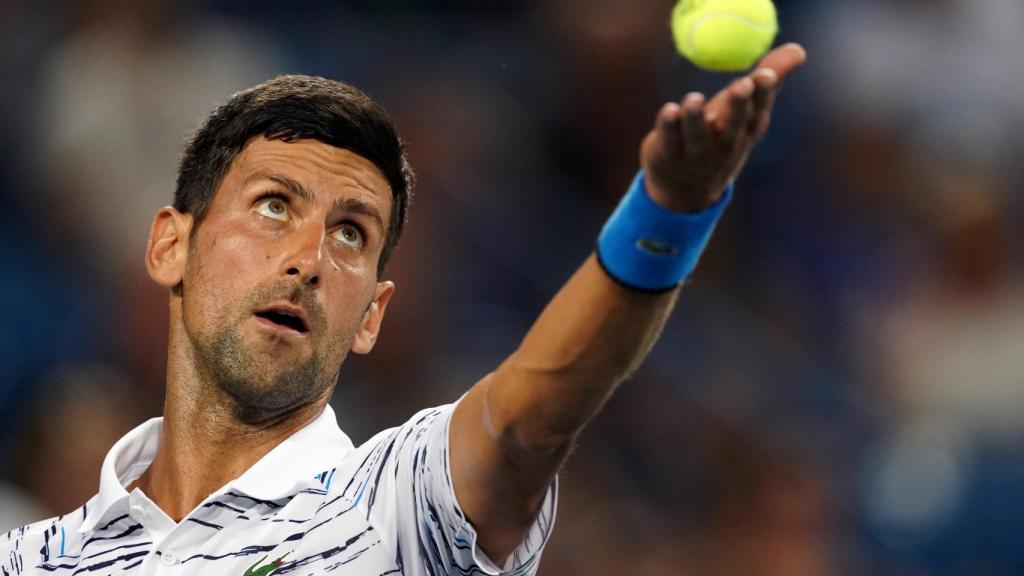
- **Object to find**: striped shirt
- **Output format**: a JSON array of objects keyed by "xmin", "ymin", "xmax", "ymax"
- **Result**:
[{"xmin": 1, "ymin": 403, "xmax": 557, "ymax": 575}]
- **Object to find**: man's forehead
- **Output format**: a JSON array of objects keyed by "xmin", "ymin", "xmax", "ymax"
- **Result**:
[{"xmin": 231, "ymin": 136, "xmax": 392, "ymax": 205}]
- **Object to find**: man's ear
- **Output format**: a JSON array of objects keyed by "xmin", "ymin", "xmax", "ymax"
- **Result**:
[
  {"xmin": 351, "ymin": 281, "xmax": 396, "ymax": 355},
  {"xmin": 146, "ymin": 207, "xmax": 193, "ymax": 288}
]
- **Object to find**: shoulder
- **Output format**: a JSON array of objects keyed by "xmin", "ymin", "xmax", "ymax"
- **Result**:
[
  {"xmin": 325, "ymin": 403, "xmax": 456, "ymax": 507},
  {"xmin": 347, "ymin": 404, "xmax": 455, "ymax": 470},
  {"xmin": 380, "ymin": 403, "xmax": 454, "ymax": 435},
  {"xmin": 3, "ymin": 513, "xmax": 66, "ymax": 544},
  {"xmin": 1, "ymin": 503, "xmax": 89, "ymax": 568}
]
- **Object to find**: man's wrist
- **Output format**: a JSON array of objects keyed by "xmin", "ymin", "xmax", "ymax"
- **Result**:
[
  {"xmin": 644, "ymin": 172, "xmax": 729, "ymax": 213},
  {"xmin": 596, "ymin": 171, "xmax": 732, "ymax": 292}
]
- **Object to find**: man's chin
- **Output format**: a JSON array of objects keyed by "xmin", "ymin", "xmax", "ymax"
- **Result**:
[
  {"xmin": 218, "ymin": 370, "xmax": 326, "ymax": 424},
  {"xmin": 193, "ymin": 320, "xmax": 346, "ymax": 424}
]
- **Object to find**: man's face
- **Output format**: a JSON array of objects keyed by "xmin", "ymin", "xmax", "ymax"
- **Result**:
[{"xmin": 176, "ymin": 137, "xmax": 394, "ymax": 423}]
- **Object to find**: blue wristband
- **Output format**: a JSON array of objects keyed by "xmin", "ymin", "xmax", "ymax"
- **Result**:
[{"xmin": 596, "ymin": 171, "xmax": 732, "ymax": 291}]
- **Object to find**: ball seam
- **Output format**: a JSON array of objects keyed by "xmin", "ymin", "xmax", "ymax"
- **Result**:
[{"xmin": 683, "ymin": 11, "xmax": 776, "ymax": 56}]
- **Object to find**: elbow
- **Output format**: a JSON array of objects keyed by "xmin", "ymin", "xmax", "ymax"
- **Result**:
[{"xmin": 496, "ymin": 418, "xmax": 578, "ymax": 470}]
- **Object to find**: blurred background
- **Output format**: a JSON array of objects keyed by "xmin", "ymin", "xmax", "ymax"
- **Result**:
[{"xmin": 1, "ymin": 0, "xmax": 1023, "ymax": 573}]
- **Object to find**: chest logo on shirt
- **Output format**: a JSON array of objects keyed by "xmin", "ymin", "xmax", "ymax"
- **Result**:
[{"xmin": 243, "ymin": 552, "xmax": 291, "ymax": 576}]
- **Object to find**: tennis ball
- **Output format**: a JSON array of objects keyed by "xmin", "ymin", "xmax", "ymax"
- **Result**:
[{"xmin": 671, "ymin": 0, "xmax": 778, "ymax": 72}]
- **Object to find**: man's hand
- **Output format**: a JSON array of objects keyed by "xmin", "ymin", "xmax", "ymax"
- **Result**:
[{"xmin": 641, "ymin": 43, "xmax": 807, "ymax": 213}]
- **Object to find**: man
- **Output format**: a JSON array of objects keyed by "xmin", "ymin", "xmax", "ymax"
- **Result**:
[{"xmin": 3, "ymin": 44, "xmax": 805, "ymax": 575}]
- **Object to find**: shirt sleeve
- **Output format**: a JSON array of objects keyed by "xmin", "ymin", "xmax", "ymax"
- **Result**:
[{"xmin": 354, "ymin": 402, "xmax": 558, "ymax": 576}]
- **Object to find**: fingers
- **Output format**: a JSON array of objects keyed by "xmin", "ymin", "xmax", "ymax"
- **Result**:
[
  {"xmin": 753, "ymin": 43, "xmax": 807, "ymax": 83},
  {"xmin": 653, "ymin": 94, "xmax": 708, "ymax": 158},
  {"xmin": 655, "ymin": 101, "xmax": 684, "ymax": 153},
  {"xmin": 749, "ymin": 68, "xmax": 778, "ymax": 136},
  {"xmin": 651, "ymin": 43, "xmax": 804, "ymax": 160},
  {"xmin": 639, "ymin": 44, "xmax": 805, "ymax": 196},
  {"xmin": 681, "ymin": 92, "xmax": 707, "ymax": 156},
  {"xmin": 704, "ymin": 43, "xmax": 805, "ymax": 128},
  {"xmin": 745, "ymin": 44, "xmax": 805, "ymax": 136},
  {"xmin": 720, "ymin": 77, "xmax": 754, "ymax": 148}
]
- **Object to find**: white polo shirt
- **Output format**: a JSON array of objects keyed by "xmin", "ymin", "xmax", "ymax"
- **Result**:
[{"xmin": 1, "ymin": 403, "xmax": 557, "ymax": 575}]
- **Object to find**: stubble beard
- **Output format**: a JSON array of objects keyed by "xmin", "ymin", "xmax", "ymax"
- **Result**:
[{"xmin": 186, "ymin": 283, "xmax": 351, "ymax": 426}]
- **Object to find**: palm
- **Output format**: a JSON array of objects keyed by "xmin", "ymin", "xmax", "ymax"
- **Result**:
[{"xmin": 640, "ymin": 43, "xmax": 807, "ymax": 213}]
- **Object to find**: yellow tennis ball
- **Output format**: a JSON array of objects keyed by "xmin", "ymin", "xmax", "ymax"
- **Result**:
[{"xmin": 671, "ymin": 0, "xmax": 778, "ymax": 72}]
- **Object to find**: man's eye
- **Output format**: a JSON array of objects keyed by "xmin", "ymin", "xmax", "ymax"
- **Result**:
[
  {"xmin": 255, "ymin": 198, "xmax": 289, "ymax": 221},
  {"xmin": 333, "ymin": 223, "xmax": 364, "ymax": 249}
]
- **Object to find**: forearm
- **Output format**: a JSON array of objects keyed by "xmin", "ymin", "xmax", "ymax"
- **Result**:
[
  {"xmin": 453, "ymin": 175, "xmax": 724, "ymax": 563},
  {"xmin": 488, "ymin": 253, "xmax": 679, "ymax": 451},
  {"xmin": 451, "ymin": 253, "xmax": 679, "ymax": 561}
]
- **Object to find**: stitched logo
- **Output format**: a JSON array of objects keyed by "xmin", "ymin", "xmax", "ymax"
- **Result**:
[
  {"xmin": 243, "ymin": 552, "xmax": 291, "ymax": 576},
  {"xmin": 636, "ymin": 237, "xmax": 679, "ymax": 255}
]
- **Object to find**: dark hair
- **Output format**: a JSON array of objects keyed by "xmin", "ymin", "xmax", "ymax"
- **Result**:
[{"xmin": 174, "ymin": 74, "xmax": 413, "ymax": 276}]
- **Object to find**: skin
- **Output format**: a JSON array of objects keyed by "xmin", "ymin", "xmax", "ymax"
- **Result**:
[
  {"xmin": 132, "ymin": 138, "xmax": 395, "ymax": 518},
  {"xmin": 135, "ymin": 43, "xmax": 805, "ymax": 566},
  {"xmin": 449, "ymin": 43, "xmax": 807, "ymax": 561}
]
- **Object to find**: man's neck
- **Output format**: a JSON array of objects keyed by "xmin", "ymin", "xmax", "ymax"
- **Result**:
[{"xmin": 128, "ymin": 382, "xmax": 327, "ymax": 523}]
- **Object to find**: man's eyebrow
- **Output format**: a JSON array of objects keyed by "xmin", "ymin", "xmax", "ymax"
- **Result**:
[
  {"xmin": 245, "ymin": 171, "xmax": 314, "ymax": 202},
  {"xmin": 335, "ymin": 197, "xmax": 386, "ymax": 235},
  {"xmin": 245, "ymin": 171, "xmax": 386, "ymax": 234}
]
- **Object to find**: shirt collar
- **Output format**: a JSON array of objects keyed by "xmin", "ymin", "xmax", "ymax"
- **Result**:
[
  {"xmin": 80, "ymin": 404, "xmax": 354, "ymax": 534},
  {"xmin": 229, "ymin": 404, "xmax": 354, "ymax": 501}
]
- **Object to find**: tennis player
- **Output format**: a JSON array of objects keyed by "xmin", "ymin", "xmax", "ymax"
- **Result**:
[{"xmin": 2, "ymin": 44, "xmax": 805, "ymax": 575}]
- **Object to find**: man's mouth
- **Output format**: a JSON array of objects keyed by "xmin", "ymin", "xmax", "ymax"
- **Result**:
[{"xmin": 254, "ymin": 306, "xmax": 310, "ymax": 335}]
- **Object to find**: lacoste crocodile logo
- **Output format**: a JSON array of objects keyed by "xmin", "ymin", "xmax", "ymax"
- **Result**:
[
  {"xmin": 243, "ymin": 552, "xmax": 291, "ymax": 576},
  {"xmin": 636, "ymin": 237, "xmax": 680, "ymax": 255}
]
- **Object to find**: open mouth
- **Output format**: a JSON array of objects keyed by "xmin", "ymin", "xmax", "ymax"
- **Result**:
[{"xmin": 254, "ymin": 308, "xmax": 309, "ymax": 334}]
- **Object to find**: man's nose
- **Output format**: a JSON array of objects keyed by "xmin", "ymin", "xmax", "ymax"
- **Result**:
[{"xmin": 283, "ymin": 223, "xmax": 325, "ymax": 287}]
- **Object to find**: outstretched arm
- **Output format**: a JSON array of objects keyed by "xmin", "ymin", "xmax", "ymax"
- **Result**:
[{"xmin": 450, "ymin": 44, "xmax": 808, "ymax": 563}]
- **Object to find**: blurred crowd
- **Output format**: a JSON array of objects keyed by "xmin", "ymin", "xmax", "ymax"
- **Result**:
[{"xmin": 2, "ymin": 0, "xmax": 1023, "ymax": 574}]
